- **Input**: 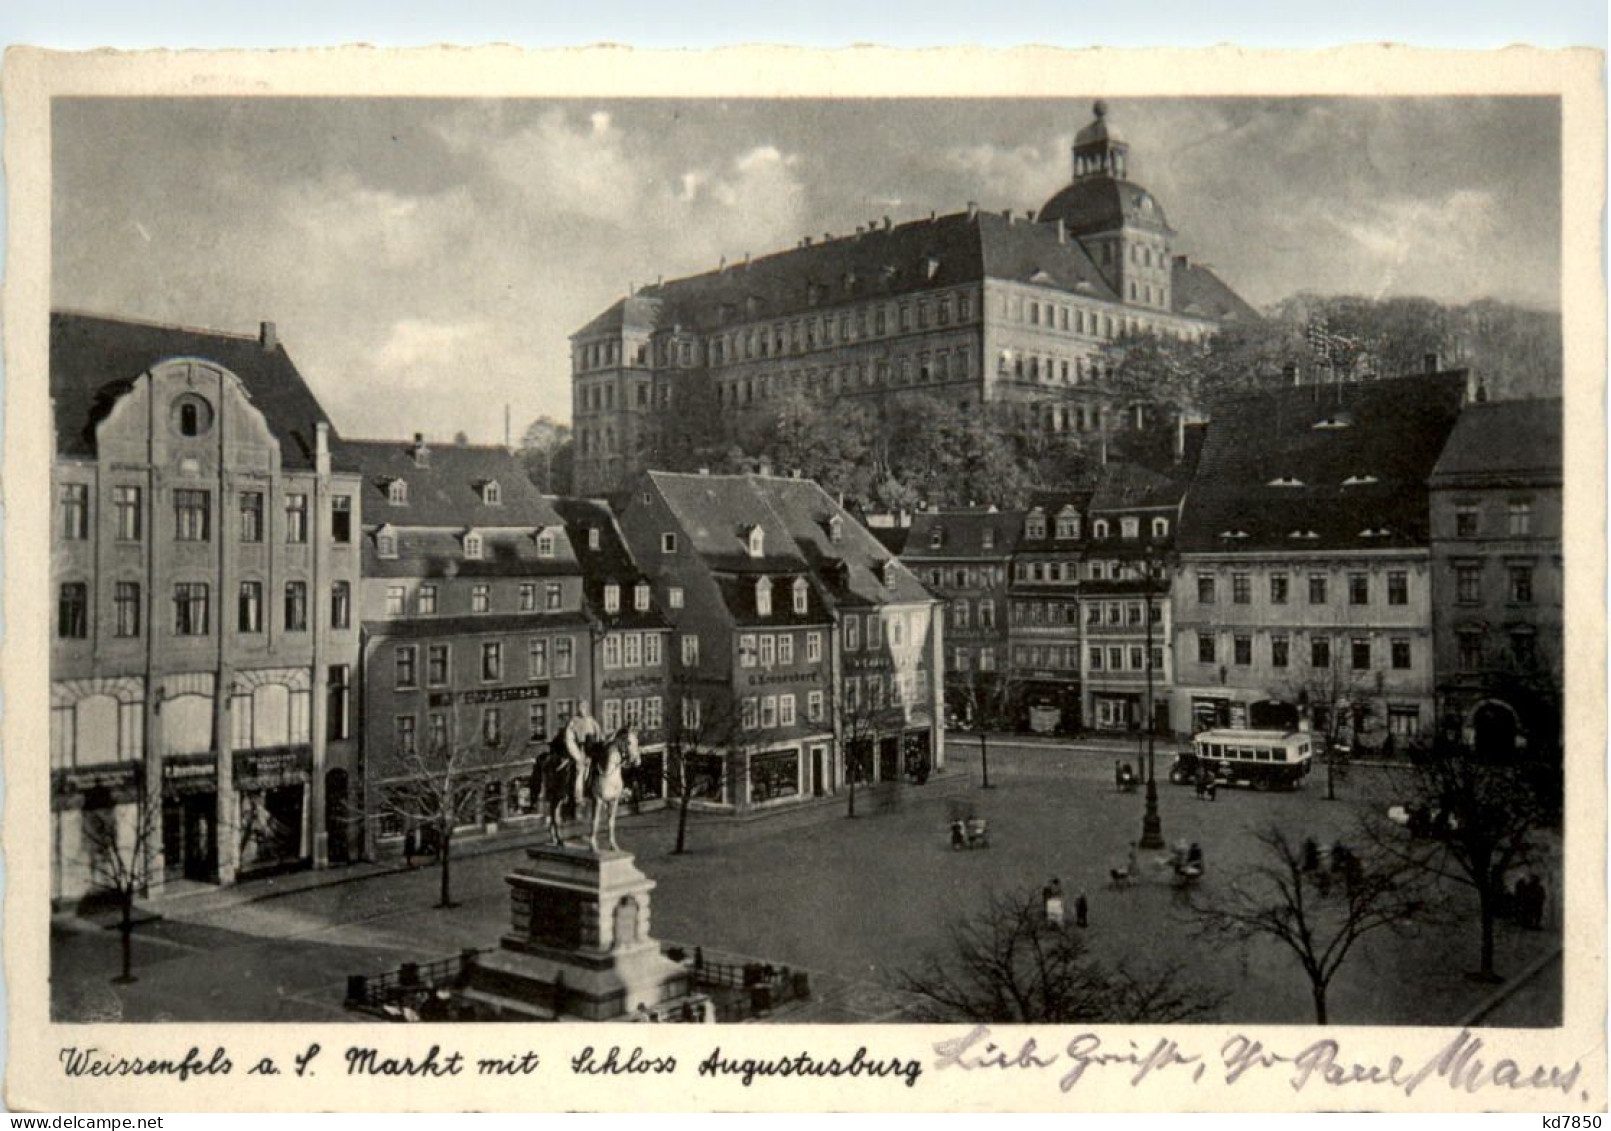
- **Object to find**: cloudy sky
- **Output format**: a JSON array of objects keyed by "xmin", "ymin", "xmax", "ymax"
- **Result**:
[{"xmin": 53, "ymin": 96, "xmax": 1560, "ymax": 444}]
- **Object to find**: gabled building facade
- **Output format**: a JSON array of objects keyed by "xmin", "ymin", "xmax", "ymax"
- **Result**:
[
  {"xmin": 618, "ymin": 471, "xmax": 944, "ymax": 808},
  {"xmin": 1427, "ymin": 398, "xmax": 1563, "ymax": 757},
  {"xmin": 901, "ymin": 507, "xmax": 1020, "ymax": 705},
  {"xmin": 1173, "ymin": 371, "xmax": 1468, "ymax": 747},
  {"xmin": 1077, "ymin": 462, "xmax": 1185, "ymax": 733},
  {"xmin": 571, "ymin": 102, "xmax": 1258, "ymax": 495},
  {"xmin": 1007, "ymin": 490, "xmax": 1093, "ymax": 733},
  {"xmin": 344, "ymin": 436, "xmax": 593, "ymax": 854},
  {"xmin": 51, "ymin": 312, "xmax": 363, "ymax": 899}
]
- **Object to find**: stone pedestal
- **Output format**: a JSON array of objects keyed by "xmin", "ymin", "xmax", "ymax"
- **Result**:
[{"xmin": 466, "ymin": 844, "xmax": 691, "ymax": 1021}]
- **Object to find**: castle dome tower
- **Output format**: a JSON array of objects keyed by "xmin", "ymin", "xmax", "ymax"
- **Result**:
[{"xmin": 1038, "ymin": 100, "xmax": 1175, "ymax": 311}]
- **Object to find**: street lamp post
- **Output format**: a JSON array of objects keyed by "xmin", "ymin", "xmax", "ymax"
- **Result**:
[{"xmin": 1138, "ymin": 552, "xmax": 1166, "ymax": 850}]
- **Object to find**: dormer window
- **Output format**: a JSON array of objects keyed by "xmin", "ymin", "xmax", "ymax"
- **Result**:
[
  {"xmin": 376, "ymin": 525, "xmax": 398, "ymax": 559},
  {"xmin": 604, "ymin": 583, "xmax": 620, "ymax": 613},
  {"xmin": 1025, "ymin": 512, "xmax": 1046, "ymax": 540},
  {"xmin": 588, "ymin": 527, "xmax": 601, "ymax": 551},
  {"xmin": 1268, "ymin": 476, "xmax": 1305, "ymax": 488},
  {"xmin": 929, "ymin": 527, "xmax": 944, "ymax": 549},
  {"xmin": 1313, "ymin": 416, "xmax": 1351, "ymax": 431},
  {"xmin": 1342, "ymin": 474, "xmax": 1379, "ymax": 486},
  {"xmin": 1054, "ymin": 509, "xmax": 1079, "ymax": 540},
  {"xmin": 746, "ymin": 525, "xmax": 765, "ymax": 558},
  {"xmin": 536, "ymin": 529, "xmax": 555, "ymax": 558},
  {"xmin": 1151, "ymin": 517, "xmax": 1170, "ymax": 538},
  {"xmin": 1092, "ymin": 519, "xmax": 1110, "ymax": 540},
  {"xmin": 827, "ymin": 516, "xmax": 843, "ymax": 544},
  {"xmin": 1289, "ymin": 529, "xmax": 1320, "ymax": 541},
  {"xmin": 881, "ymin": 560, "xmax": 898, "ymax": 588},
  {"xmin": 481, "ymin": 480, "xmax": 502, "ymax": 505},
  {"xmin": 388, "ymin": 479, "xmax": 409, "ymax": 505},
  {"xmin": 792, "ymin": 577, "xmax": 809, "ymax": 615},
  {"xmin": 1359, "ymin": 527, "xmax": 1392, "ymax": 539},
  {"xmin": 634, "ymin": 582, "xmax": 650, "ymax": 612},
  {"xmin": 755, "ymin": 577, "xmax": 773, "ymax": 617},
  {"xmin": 981, "ymin": 527, "xmax": 995, "ymax": 550},
  {"xmin": 463, "ymin": 530, "xmax": 484, "ymax": 559},
  {"xmin": 1120, "ymin": 517, "xmax": 1140, "ymax": 539},
  {"xmin": 1219, "ymin": 529, "xmax": 1249, "ymax": 541}
]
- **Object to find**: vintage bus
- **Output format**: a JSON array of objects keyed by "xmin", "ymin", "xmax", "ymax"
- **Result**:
[{"xmin": 1167, "ymin": 728, "xmax": 1314, "ymax": 791}]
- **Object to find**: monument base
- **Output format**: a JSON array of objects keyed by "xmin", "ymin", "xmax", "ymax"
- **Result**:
[{"xmin": 464, "ymin": 843, "xmax": 695, "ymax": 1021}]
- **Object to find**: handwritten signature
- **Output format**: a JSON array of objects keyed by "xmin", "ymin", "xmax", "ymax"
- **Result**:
[{"xmin": 934, "ymin": 1025, "xmax": 1585, "ymax": 1099}]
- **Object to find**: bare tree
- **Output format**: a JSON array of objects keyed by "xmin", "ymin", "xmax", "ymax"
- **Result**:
[
  {"xmin": 1279, "ymin": 659, "xmax": 1377, "ymax": 801},
  {"xmin": 69, "ymin": 780, "xmax": 160, "ymax": 984},
  {"xmin": 833, "ymin": 684, "xmax": 888, "ymax": 819},
  {"xmin": 517, "ymin": 415, "xmax": 574, "ymax": 494},
  {"xmin": 377, "ymin": 731, "xmax": 524, "ymax": 908},
  {"xmin": 952, "ymin": 668, "xmax": 1019, "ymax": 790},
  {"xmin": 896, "ymin": 887, "xmax": 1223, "ymax": 1023},
  {"xmin": 1365, "ymin": 723, "xmax": 1557, "ymax": 983},
  {"xmin": 1190, "ymin": 826, "xmax": 1425, "ymax": 1024},
  {"xmin": 663, "ymin": 693, "xmax": 744, "ymax": 855}
]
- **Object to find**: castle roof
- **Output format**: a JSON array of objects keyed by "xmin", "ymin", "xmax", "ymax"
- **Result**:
[{"xmin": 1430, "ymin": 398, "xmax": 1562, "ymax": 488}]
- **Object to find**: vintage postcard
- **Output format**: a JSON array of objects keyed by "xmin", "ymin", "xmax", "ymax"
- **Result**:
[{"xmin": 3, "ymin": 44, "xmax": 1604, "ymax": 1112}]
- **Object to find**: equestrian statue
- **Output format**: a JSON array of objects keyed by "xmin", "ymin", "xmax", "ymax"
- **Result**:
[{"xmin": 533, "ymin": 703, "xmax": 642, "ymax": 853}]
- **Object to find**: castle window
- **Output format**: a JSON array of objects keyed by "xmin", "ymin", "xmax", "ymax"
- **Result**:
[
  {"xmin": 746, "ymin": 526, "xmax": 765, "ymax": 558},
  {"xmin": 388, "ymin": 479, "xmax": 409, "ymax": 505},
  {"xmin": 464, "ymin": 531, "xmax": 483, "ymax": 559},
  {"xmin": 537, "ymin": 530, "xmax": 555, "ymax": 558},
  {"xmin": 482, "ymin": 480, "xmax": 502, "ymax": 505},
  {"xmin": 377, "ymin": 528, "xmax": 398, "ymax": 559},
  {"xmin": 792, "ymin": 578, "xmax": 809, "ymax": 615}
]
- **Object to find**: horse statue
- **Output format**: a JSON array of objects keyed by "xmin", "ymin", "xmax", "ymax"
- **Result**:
[{"xmin": 533, "ymin": 724, "xmax": 641, "ymax": 853}]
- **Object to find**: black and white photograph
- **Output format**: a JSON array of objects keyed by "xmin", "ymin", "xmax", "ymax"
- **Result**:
[{"xmin": 7, "ymin": 43, "xmax": 1603, "ymax": 1113}]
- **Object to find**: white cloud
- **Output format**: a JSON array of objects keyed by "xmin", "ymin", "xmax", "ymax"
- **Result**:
[{"xmin": 942, "ymin": 137, "xmax": 1069, "ymax": 208}]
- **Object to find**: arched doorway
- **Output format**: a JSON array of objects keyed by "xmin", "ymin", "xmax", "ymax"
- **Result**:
[
  {"xmin": 1472, "ymin": 701, "xmax": 1520, "ymax": 760},
  {"xmin": 325, "ymin": 768, "xmax": 350, "ymax": 865}
]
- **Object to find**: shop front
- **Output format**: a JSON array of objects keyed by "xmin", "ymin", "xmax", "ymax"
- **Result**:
[
  {"xmin": 1016, "ymin": 676, "xmax": 1082, "ymax": 735},
  {"xmin": 161, "ymin": 753, "xmax": 219, "ymax": 883},
  {"xmin": 749, "ymin": 745, "xmax": 803, "ymax": 806},
  {"xmin": 234, "ymin": 745, "xmax": 312, "ymax": 877}
]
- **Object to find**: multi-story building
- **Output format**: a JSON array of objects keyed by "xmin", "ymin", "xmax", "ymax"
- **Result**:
[
  {"xmin": 618, "ymin": 471, "xmax": 943, "ymax": 807},
  {"xmin": 1427, "ymin": 398, "xmax": 1563, "ymax": 756},
  {"xmin": 901, "ymin": 507, "xmax": 1020, "ymax": 707},
  {"xmin": 551, "ymin": 496, "xmax": 673, "ymax": 797},
  {"xmin": 50, "ymin": 312, "xmax": 362, "ymax": 900},
  {"xmin": 345, "ymin": 436, "xmax": 594, "ymax": 853},
  {"xmin": 1007, "ymin": 490, "xmax": 1093, "ymax": 733},
  {"xmin": 571, "ymin": 102, "xmax": 1257, "ymax": 495},
  {"xmin": 1077, "ymin": 462, "xmax": 1185, "ymax": 733},
  {"xmin": 1173, "ymin": 371, "xmax": 1468, "ymax": 747}
]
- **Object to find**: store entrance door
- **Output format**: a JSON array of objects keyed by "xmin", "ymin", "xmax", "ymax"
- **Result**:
[
  {"xmin": 169, "ymin": 793, "xmax": 218, "ymax": 882},
  {"xmin": 877, "ymin": 736, "xmax": 900, "ymax": 783}
]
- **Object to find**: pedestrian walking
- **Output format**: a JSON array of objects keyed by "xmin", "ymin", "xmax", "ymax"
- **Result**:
[
  {"xmin": 1075, "ymin": 891, "xmax": 1089, "ymax": 928},
  {"xmin": 403, "ymin": 828, "xmax": 418, "ymax": 868},
  {"xmin": 1045, "ymin": 878, "xmax": 1065, "ymax": 927}
]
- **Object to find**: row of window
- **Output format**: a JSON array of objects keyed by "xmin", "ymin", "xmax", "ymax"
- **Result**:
[
  {"xmin": 1014, "ymin": 558, "xmax": 1149, "ymax": 583},
  {"xmin": 1452, "ymin": 499, "xmax": 1535, "ymax": 538},
  {"xmin": 736, "ymin": 630, "xmax": 822, "ymax": 668},
  {"xmin": 1192, "ymin": 632, "xmax": 1414, "ymax": 671},
  {"xmin": 923, "ymin": 564, "xmax": 1008, "ymax": 589},
  {"xmin": 58, "ymin": 484, "xmax": 351, "ymax": 546},
  {"xmin": 395, "ymin": 695, "xmax": 659, "ymax": 755},
  {"xmin": 709, "ymin": 291, "xmax": 978, "ymax": 369},
  {"xmin": 949, "ymin": 645, "xmax": 999, "ymax": 673},
  {"xmin": 1024, "ymin": 515, "xmax": 1168, "ymax": 542},
  {"xmin": 840, "ymin": 669, "xmax": 930, "ymax": 711},
  {"xmin": 394, "ymin": 636, "xmax": 579, "ymax": 689},
  {"xmin": 57, "ymin": 580, "xmax": 351, "ymax": 640},
  {"xmin": 1454, "ymin": 561, "xmax": 1538, "ymax": 606},
  {"xmin": 1456, "ymin": 627, "xmax": 1539, "ymax": 671},
  {"xmin": 715, "ymin": 346, "xmax": 976, "ymax": 410},
  {"xmin": 1197, "ymin": 570, "xmax": 1411, "ymax": 607},
  {"xmin": 1012, "ymin": 643, "xmax": 1166, "ymax": 672},
  {"xmin": 739, "ymin": 691, "xmax": 819, "ymax": 731},
  {"xmin": 383, "ymin": 581, "xmax": 566, "ymax": 617},
  {"xmin": 601, "ymin": 631, "xmax": 665, "ymax": 670},
  {"xmin": 997, "ymin": 350, "xmax": 1111, "ymax": 390},
  {"xmin": 843, "ymin": 609, "xmax": 927, "ymax": 652},
  {"xmin": 949, "ymin": 598, "xmax": 999, "ymax": 630}
]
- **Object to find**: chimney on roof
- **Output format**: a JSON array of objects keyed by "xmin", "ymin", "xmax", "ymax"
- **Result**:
[
  {"xmin": 967, "ymin": 201, "xmax": 979, "ymax": 221},
  {"xmin": 1474, "ymin": 381, "xmax": 1488, "ymax": 403},
  {"xmin": 1424, "ymin": 352, "xmax": 1439, "ymax": 374},
  {"xmin": 628, "ymin": 282, "xmax": 635, "ymax": 297},
  {"xmin": 743, "ymin": 253, "xmax": 751, "ymax": 269},
  {"xmin": 803, "ymin": 236, "xmax": 813, "ymax": 248},
  {"xmin": 1026, "ymin": 209, "xmax": 1037, "ymax": 222},
  {"xmin": 412, "ymin": 432, "xmax": 430, "ymax": 467},
  {"xmin": 928, "ymin": 210, "xmax": 936, "ymax": 222},
  {"xmin": 656, "ymin": 274, "xmax": 664, "ymax": 287},
  {"xmin": 718, "ymin": 255, "xmax": 727, "ymax": 273},
  {"xmin": 315, "ymin": 421, "xmax": 330, "ymax": 476},
  {"xmin": 1003, "ymin": 208, "xmax": 1013, "ymax": 225},
  {"xmin": 882, "ymin": 216, "xmax": 892, "ymax": 232},
  {"xmin": 824, "ymin": 232, "xmax": 832, "ymax": 242},
  {"xmin": 855, "ymin": 225, "xmax": 865, "ymax": 237},
  {"xmin": 259, "ymin": 321, "xmax": 278, "ymax": 351},
  {"xmin": 1056, "ymin": 218, "xmax": 1067, "ymax": 245},
  {"xmin": 1175, "ymin": 413, "xmax": 1186, "ymax": 463}
]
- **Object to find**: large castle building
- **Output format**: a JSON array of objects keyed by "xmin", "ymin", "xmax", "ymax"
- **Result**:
[{"xmin": 570, "ymin": 102, "xmax": 1258, "ymax": 496}]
